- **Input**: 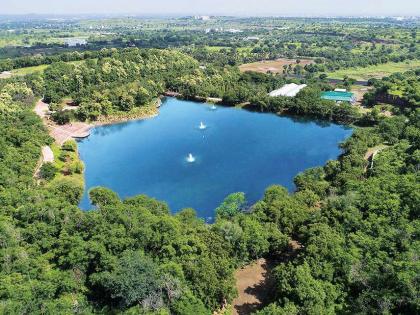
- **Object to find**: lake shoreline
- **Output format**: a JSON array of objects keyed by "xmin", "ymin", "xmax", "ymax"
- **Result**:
[
  {"xmin": 34, "ymin": 98, "xmax": 161, "ymax": 145},
  {"xmin": 78, "ymin": 97, "xmax": 353, "ymax": 215}
]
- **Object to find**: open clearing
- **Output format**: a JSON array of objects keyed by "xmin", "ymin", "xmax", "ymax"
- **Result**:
[
  {"xmin": 12, "ymin": 64, "xmax": 49, "ymax": 76},
  {"xmin": 232, "ymin": 258, "xmax": 274, "ymax": 315},
  {"xmin": 231, "ymin": 241, "xmax": 302, "ymax": 315},
  {"xmin": 326, "ymin": 60, "xmax": 420, "ymax": 81},
  {"xmin": 239, "ymin": 58, "xmax": 314, "ymax": 73},
  {"xmin": 7, "ymin": 60, "xmax": 86, "ymax": 77}
]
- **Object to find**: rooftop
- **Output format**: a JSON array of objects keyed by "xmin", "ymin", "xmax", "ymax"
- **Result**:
[
  {"xmin": 321, "ymin": 91, "xmax": 356, "ymax": 103},
  {"xmin": 269, "ymin": 83, "xmax": 307, "ymax": 97}
]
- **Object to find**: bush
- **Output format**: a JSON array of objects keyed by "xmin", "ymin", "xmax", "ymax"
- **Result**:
[
  {"xmin": 70, "ymin": 161, "xmax": 84, "ymax": 174},
  {"xmin": 40, "ymin": 162, "xmax": 57, "ymax": 180},
  {"xmin": 62, "ymin": 140, "xmax": 77, "ymax": 152},
  {"xmin": 50, "ymin": 176, "xmax": 84, "ymax": 204},
  {"xmin": 51, "ymin": 110, "xmax": 73, "ymax": 125},
  {"xmin": 89, "ymin": 187, "xmax": 120, "ymax": 207}
]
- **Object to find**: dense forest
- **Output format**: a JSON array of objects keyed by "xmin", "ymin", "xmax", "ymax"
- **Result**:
[{"xmin": 0, "ymin": 44, "xmax": 419, "ymax": 315}]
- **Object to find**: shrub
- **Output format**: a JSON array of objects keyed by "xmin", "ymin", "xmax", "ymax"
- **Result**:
[
  {"xmin": 70, "ymin": 161, "xmax": 84, "ymax": 174},
  {"xmin": 50, "ymin": 176, "xmax": 84, "ymax": 204},
  {"xmin": 59, "ymin": 150, "xmax": 72, "ymax": 163},
  {"xmin": 62, "ymin": 140, "xmax": 77, "ymax": 152},
  {"xmin": 51, "ymin": 110, "xmax": 73, "ymax": 125},
  {"xmin": 40, "ymin": 162, "xmax": 57, "ymax": 180}
]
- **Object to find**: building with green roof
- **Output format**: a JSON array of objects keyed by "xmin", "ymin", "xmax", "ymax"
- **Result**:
[{"xmin": 321, "ymin": 91, "xmax": 356, "ymax": 104}]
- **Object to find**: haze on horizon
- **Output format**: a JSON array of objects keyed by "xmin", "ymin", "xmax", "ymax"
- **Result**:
[{"xmin": 1, "ymin": 0, "xmax": 420, "ymax": 17}]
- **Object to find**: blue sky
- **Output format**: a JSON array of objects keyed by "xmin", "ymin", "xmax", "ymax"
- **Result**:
[{"xmin": 1, "ymin": 0, "xmax": 419, "ymax": 16}]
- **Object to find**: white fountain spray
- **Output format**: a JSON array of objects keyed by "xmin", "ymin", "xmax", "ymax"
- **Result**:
[
  {"xmin": 199, "ymin": 121, "xmax": 207, "ymax": 130},
  {"xmin": 186, "ymin": 153, "xmax": 195, "ymax": 163}
]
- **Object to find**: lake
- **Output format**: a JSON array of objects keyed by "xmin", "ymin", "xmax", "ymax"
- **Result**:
[{"xmin": 78, "ymin": 98, "xmax": 352, "ymax": 220}]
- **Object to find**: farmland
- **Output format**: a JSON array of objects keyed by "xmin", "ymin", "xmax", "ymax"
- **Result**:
[
  {"xmin": 325, "ymin": 60, "xmax": 420, "ymax": 80},
  {"xmin": 239, "ymin": 58, "xmax": 314, "ymax": 73}
]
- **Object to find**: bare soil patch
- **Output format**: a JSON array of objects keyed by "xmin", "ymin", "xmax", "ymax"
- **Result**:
[
  {"xmin": 231, "ymin": 241, "xmax": 302, "ymax": 315},
  {"xmin": 364, "ymin": 144, "xmax": 388, "ymax": 161},
  {"xmin": 232, "ymin": 258, "xmax": 275, "ymax": 315},
  {"xmin": 239, "ymin": 58, "xmax": 314, "ymax": 74},
  {"xmin": 351, "ymin": 86, "xmax": 372, "ymax": 105}
]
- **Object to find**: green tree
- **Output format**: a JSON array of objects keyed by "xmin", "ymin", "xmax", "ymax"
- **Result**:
[
  {"xmin": 40, "ymin": 162, "xmax": 57, "ymax": 180},
  {"xmin": 89, "ymin": 187, "xmax": 120, "ymax": 207},
  {"xmin": 92, "ymin": 250, "xmax": 163, "ymax": 309},
  {"xmin": 215, "ymin": 192, "xmax": 246, "ymax": 220}
]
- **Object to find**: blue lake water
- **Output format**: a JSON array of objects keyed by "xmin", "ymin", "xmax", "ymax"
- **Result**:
[{"xmin": 78, "ymin": 98, "xmax": 352, "ymax": 220}]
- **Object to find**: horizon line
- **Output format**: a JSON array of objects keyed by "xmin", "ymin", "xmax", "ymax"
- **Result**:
[{"xmin": 0, "ymin": 13, "xmax": 419, "ymax": 19}]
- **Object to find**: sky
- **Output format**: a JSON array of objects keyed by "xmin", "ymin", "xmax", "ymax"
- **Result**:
[{"xmin": 1, "ymin": 0, "xmax": 420, "ymax": 17}]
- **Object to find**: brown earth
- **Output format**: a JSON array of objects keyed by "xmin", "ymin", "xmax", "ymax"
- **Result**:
[
  {"xmin": 232, "ymin": 258, "xmax": 274, "ymax": 315},
  {"xmin": 231, "ymin": 241, "xmax": 302, "ymax": 315},
  {"xmin": 239, "ymin": 58, "xmax": 314, "ymax": 74}
]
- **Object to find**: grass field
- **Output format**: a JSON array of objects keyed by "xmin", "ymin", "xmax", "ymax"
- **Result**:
[
  {"xmin": 326, "ymin": 60, "xmax": 420, "ymax": 81},
  {"xmin": 12, "ymin": 64, "xmax": 49, "ymax": 75},
  {"xmin": 10, "ymin": 60, "xmax": 86, "ymax": 77}
]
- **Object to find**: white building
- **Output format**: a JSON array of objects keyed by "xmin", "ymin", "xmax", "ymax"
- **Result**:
[
  {"xmin": 245, "ymin": 36, "xmax": 260, "ymax": 41},
  {"xmin": 227, "ymin": 29, "xmax": 242, "ymax": 33},
  {"xmin": 269, "ymin": 83, "xmax": 307, "ymax": 97},
  {"xmin": 194, "ymin": 15, "xmax": 211, "ymax": 21}
]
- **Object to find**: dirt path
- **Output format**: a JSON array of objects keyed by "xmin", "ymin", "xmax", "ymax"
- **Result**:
[
  {"xmin": 364, "ymin": 144, "xmax": 388, "ymax": 161},
  {"xmin": 231, "ymin": 258, "xmax": 274, "ymax": 315},
  {"xmin": 364, "ymin": 144, "xmax": 388, "ymax": 172},
  {"xmin": 33, "ymin": 145, "xmax": 55, "ymax": 179}
]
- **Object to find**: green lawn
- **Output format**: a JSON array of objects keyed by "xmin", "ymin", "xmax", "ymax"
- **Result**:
[
  {"xmin": 325, "ymin": 60, "xmax": 420, "ymax": 81},
  {"xmin": 12, "ymin": 64, "xmax": 49, "ymax": 75},
  {"xmin": 11, "ymin": 60, "xmax": 87, "ymax": 76}
]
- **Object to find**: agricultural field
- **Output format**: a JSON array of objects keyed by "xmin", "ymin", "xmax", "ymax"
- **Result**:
[
  {"xmin": 325, "ymin": 60, "xmax": 420, "ymax": 80},
  {"xmin": 239, "ymin": 58, "xmax": 314, "ymax": 73}
]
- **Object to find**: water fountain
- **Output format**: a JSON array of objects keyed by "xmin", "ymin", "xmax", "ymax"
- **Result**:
[
  {"xmin": 211, "ymin": 104, "xmax": 217, "ymax": 110},
  {"xmin": 199, "ymin": 121, "xmax": 207, "ymax": 130},
  {"xmin": 186, "ymin": 153, "xmax": 196, "ymax": 163}
]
